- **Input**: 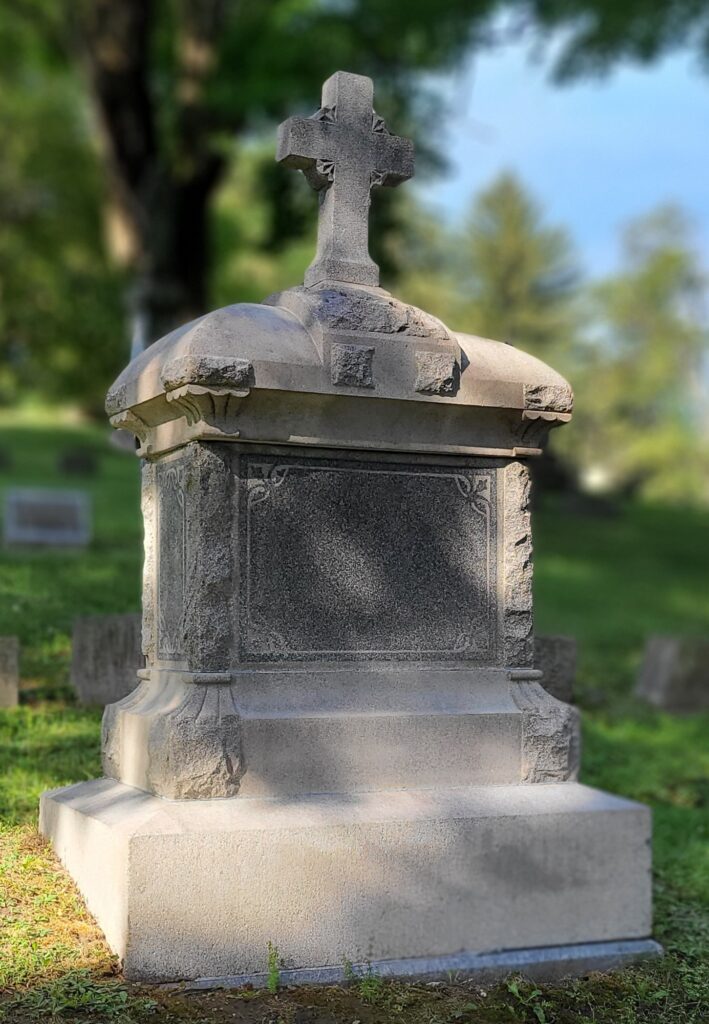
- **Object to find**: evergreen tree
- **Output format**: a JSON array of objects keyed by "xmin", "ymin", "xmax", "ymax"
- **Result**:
[
  {"xmin": 569, "ymin": 205, "xmax": 709, "ymax": 502},
  {"xmin": 461, "ymin": 172, "xmax": 580, "ymax": 359}
]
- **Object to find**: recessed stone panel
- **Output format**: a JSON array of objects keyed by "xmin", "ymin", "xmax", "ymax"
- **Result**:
[{"xmin": 237, "ymin": 453, "xmax": 498, "ymax": 662}]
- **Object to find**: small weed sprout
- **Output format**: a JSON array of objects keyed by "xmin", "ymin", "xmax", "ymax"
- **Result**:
[
  {"xmin": 266, "ymin": 940, "xmax": 281, "ymax": 994},
  {"xmin": 506, "ymin": 977, "xmax": 550, "ymax": 1023},
  {"xmin": 356, "ymin": 964, "xmax": 385, "ymax": 1004}
]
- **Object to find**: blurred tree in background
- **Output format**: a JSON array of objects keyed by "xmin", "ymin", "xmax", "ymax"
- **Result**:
[
  {"xmin": 563, "ymin": 206, "xmax": 709, "ymax": 503},
  {"xmin": 459, "ymin": 172, "xmax": 579, "ymax": 359},
  {"xmin": 0, "ymin": 0, "xmax": 509, "ymax": 407},
  {"xmin": 517, "ymin": 0, "xmax": 709, "ymax": 80},
  {"xmin": 0, "ymin": 0, "xmax": 708, "ymax": 501}
]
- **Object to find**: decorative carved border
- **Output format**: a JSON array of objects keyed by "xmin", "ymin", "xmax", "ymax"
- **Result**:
[
  {"xmin": 156, "ymin": 461, "xmax": 186, "ymax": 660},
  {"xmin": 239, "ymin": 455, "xmax": 497, "ymax": 662},
  {"xmin": 502, "ymin": 461, "xmax": 533, "ymax": 667}
]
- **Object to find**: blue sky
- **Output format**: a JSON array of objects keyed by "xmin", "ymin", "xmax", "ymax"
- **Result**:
[{"xmin": 422, "ymin": 40, "xmax": 708, "ymax": 279}]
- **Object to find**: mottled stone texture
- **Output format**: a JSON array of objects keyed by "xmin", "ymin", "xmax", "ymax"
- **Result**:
[
  {"xmin": 513, "ymin": 681, "xmax": 580, "ymax": 783},
  {"xmin": 415, "ymin": 351, "xmax": 459, "ymax": 395},
  {"xmin": 503, "ymin": 462, "xmax": 534, "ymax": 667},
  {"xmin": 148, "ymin": 445, "xmax": 234, "ymax": 670},
  {"xmin": 182, "ymin": 444, "xmax": 234, "ymax": 671},
  {"xmin": 330, "ymin": 343, "xmax": 375, "ymax": 387},
  {"xmin": 140, "ymin": 462, "xmax": 157, "ymax": 660},
  {"xmin": 277, "ymin": 72, "xmax": 414, "ymax": 287},
  {"xmin": 238, "ymin": 451, "xmax": 497, "ymax": 663}
]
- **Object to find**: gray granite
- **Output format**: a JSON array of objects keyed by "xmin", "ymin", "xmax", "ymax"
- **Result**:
[
  {"xmin": 635, "ymin": 635, "xmax": 709, "ymax": 711},
  {"xmin": 238, "ymin": 451, "xmax": 497, "ymax": 662},
  {"xmin": 174, "ymin": 939, "xmax": 663, "ymax": 991},
  {"xmin": 4, "ymin": 488, "xmax": 91, "ymax": 547},
  {"xmin": 0, "ymin": 636, "xmax": 19, "ymax": 708},
  {"xmin": 277, "ymin": 72, "xmax": 414, "ymax": 287},
  {"xmin": 41, "ymin": 70, "xmax": 655, "ymax": 985},
  {"xmin": 535, "ymin": 634, "xmax": 577, "ymax": 703},
  {"xmin": 71, "ymin": 614, "xmax": 143, "ymax": 706}
]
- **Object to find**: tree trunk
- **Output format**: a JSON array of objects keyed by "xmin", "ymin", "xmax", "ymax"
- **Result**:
[
  {"xmin": 127, "ymin": 159, "xmax": 224, "ymax": 351},
  {"xmin": 80, "ymin": 0, "xmax": 226, "ymax": 353}
]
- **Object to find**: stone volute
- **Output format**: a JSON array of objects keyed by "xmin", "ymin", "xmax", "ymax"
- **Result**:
[{"xmin": 102, "ymin": 70, "xmax": 577, "ymax": 801}]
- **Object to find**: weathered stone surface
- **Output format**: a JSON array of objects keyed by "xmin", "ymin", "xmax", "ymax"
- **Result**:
[
  {"xmin": 277, "ymin": 72, "xmax": 414, "ymax": 287},
  {"xmin": 104, "ymin": 678, "xmax": 243, "ymax": 800},
  {"xmin": 635, "ymin": 635, "xmax": 709, "ymax": 712},
  {"xmin": 307, "ymin": 284, "xmax": 448, "ymax": 339},
  {"xmin": 524, "ymin": 382, "xmax": 574, "ymax": 413},
  {"xmin": 4, "ymin": 488, "xmax": 91, "ymax": 547},
  {"xmin": 71, "ymin": 614, "xmax": 143, "ymax": 706},
  {"xmin": 161, "ymin": 354, "xmax": 253, "ymax": 392},
  {"xmin": 513, "ymin": 681, "xmax": 580, "ymax": 782},
  {"xmin": 155, "ymin": 459, "xmax": 186, "ymax": 661},
  {"xmin": 503, "ymin": 462, "xmax": 533, "ymax": 667},
  {"xmin": 415, "ymin": 351, "xmax": 460, "ymax": 395},
  {"xmin": 330, "ymin": 343, "xmax": 375, "ymax": 387},
  {"xmin": 0, "ymin": 636, "xmax": 19, "ymax": 708},
  {"xmin": 535, "ymin": 634, "xmax": 577, "ymax": 703},
  {"xmin": 40, "ymin": 779, "xmax": 653, "ymax": 983}
]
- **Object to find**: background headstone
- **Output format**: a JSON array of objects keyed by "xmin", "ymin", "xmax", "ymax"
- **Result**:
[
  {"xmin": 0, "ymin": 636, "xmax": 19, "ymax": 708},
  {"xmin": 3, "ymin": 488, "xmax": 91, "ymax": 547},
  {"xmin": 635, "ymin": 635, "xmax": 709, "ymax": 712},
  {"xmin": 534, "ymin": 634, "xmax": 577, "ymax": 703},
  {"xmin": 57, "ymin": 446, "xmax": 99, "ymax": 477},
  {"xmin": 71, "ymin": 613, "xmax": 143, "ymax": 706}
]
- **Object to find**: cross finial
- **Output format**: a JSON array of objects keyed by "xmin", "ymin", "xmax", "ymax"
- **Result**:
[{"xmin": 277, "ymin": 71, "xmax": 414, "ymax": 288}]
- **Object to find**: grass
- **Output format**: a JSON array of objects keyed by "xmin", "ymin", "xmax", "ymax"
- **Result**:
[{"xmin": 0, "ymin": 418, "xmax": 708, "ymax": 1022}]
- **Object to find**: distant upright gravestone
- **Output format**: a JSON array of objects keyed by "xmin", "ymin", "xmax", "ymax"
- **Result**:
[
  {"xmin": 71, "ymin": 614, "xmax": 143, "ymax": 706},
  {"xmin": 0, "ymin": 636, "xmax": 19, "ymax": 708},
  {"xmin": 635, "ymin": 636, "xmax": 709, "ymax": 712},
  {"xmin": 4, "ymin": 489, "xmax": 91, "ymax": 547},
  {"xmin": 534, "ymin": 634, "xmax": 577, "ymax": 703}
]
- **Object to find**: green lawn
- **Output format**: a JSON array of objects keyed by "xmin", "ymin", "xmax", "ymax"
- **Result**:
[{"xmin": 0, "ymin": 418, "xmax": 707, "ymax": 1022}]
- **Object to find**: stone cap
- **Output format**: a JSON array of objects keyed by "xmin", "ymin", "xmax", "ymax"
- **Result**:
[{"xmin": 106, "ymin": 283, "xmax": 572, "ymax": 459}]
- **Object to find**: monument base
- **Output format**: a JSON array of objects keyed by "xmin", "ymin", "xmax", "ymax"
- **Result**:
[{"xmin": 40, "ymin": 779, "xmax": 655, "ymax": 984}]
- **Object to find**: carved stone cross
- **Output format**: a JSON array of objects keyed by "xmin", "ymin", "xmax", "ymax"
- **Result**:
[{"xmin": 277, "ymin": 71, "xmax": 414, "ymax": 288}]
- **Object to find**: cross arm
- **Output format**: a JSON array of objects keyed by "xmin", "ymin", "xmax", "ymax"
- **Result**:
[
  {"xmin": 372, "ymin": 134, "xmax": 415, "ymax": 187},
  {"xmin": 276, "ymin": 116, "xmax": 334, "ymax": 169}
]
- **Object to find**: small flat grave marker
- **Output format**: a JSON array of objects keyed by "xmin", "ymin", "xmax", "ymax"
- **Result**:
[
  {"xmin": 535, "ymin": 634, "xmax": 577, "ymax": 703},
  {"xmin": 0, "ymin": 636, "xmax": 19, "ymax": 708},
  {"xmin": 635, "ymin": 635, "xmax": 709, "ymax": 712},
  {"xmin": 71, "ymin": 613, "xmax": 143, "ymax": 706},
  {"xmin": 3, "ymin": 488, "xmax": 91, "ymax": 547}
]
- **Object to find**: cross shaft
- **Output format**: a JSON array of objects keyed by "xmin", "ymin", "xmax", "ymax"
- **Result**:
[{"xmin": 277, "ymin": 72, "xmax": 414, "ymax": 287}]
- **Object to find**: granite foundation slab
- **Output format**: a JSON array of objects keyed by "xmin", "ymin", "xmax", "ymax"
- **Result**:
[
  {"xmin": 176, "ymin": 940, "xmax": 662, "ymax": 990},
  {"xmin": 40, "ymin": 779, "xmax": 653, "ymax": 984}
]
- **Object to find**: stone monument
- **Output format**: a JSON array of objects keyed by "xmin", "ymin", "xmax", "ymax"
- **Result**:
[
  {"xmin": 4, "ymin": 488, "xmax": 91, "ymax": 548},
  {"xmin": 40, "ymin": 71, "xmax": 659, "ymax": 984}
]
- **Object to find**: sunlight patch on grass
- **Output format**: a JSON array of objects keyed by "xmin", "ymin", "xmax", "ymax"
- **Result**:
[{"xmin": 0, "ymin": 825, "xmax": 114, "ymax": 992}]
